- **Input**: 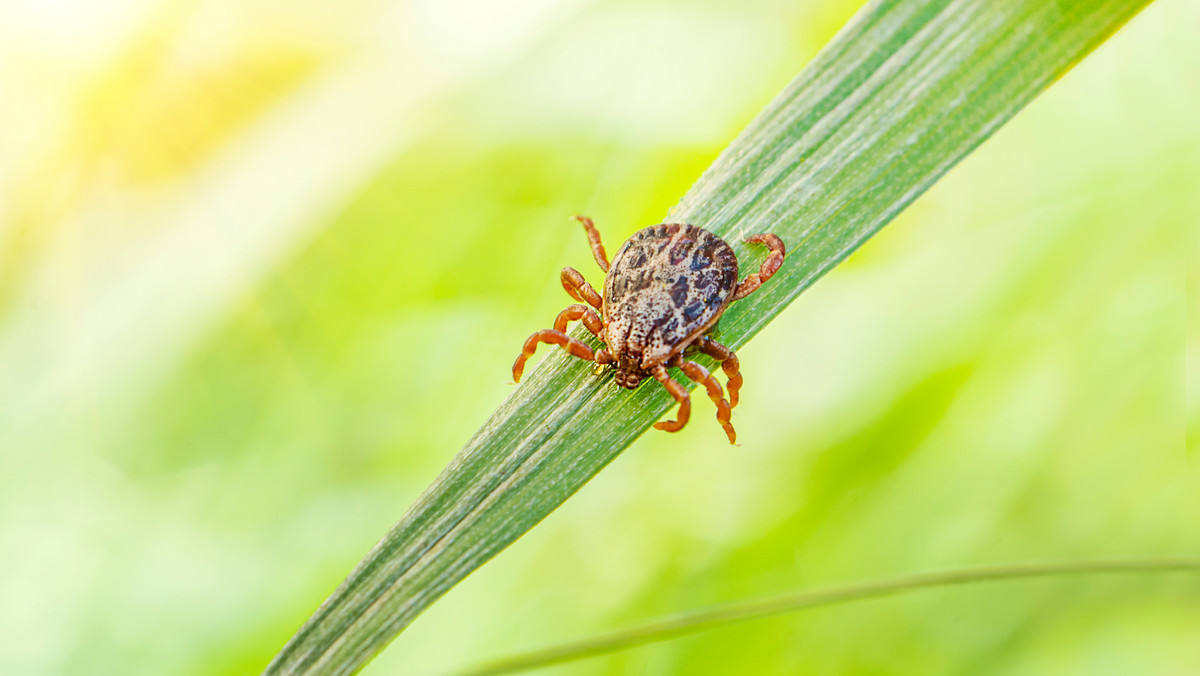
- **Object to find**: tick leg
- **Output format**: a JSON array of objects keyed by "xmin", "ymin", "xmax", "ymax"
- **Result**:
[
  {"xmin": 553, "ymin": 304, "xmax": 604, "ymax": 339},
  {"xmin": 732, "ymin": 233, "xmax": 786, "ymax": 301},
  {"xmin": 573, "ymin": 215, "xmax": 609, "ymax": 272},
  {"xmin": 651, "ymin": 364, "xmax": 691, "ymax": 433},
  {"xmin": 678, "ymin": 358, "xmax": 736, "ymax": 444},
  {"xmin": 512, "ymin": 329, "xmax": 597, "ymax": 383},
  {"xmin": 694, "ymin": 336, "xmax": 743, "ymax": 409},
  {"xmin": 561, "ymin": 267, "xmax": 603, "ymax": 310}
]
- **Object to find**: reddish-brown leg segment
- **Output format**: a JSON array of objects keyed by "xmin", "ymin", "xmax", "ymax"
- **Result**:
[
  {"xmin": 651, "ymin": 358, "xmax": 737, "ymax": 444},
  {"xmin": 553, "ymin": 304, "xmax": 604, "ymax": 338},
  {"xmin": 651, "ymin": 364, "xmax": 691, "ymax": 433},
  {"xmin": 678, "ymin": 359, "xmax": 736, "ymax": 444},
  {"xmin": 732, "ymin": 233, "xmax": 786, "ymax": 301},
  {"xmin": 573, "ymin": 215, "xmax": 609, "ymax": 272},
  {"xmin": 512, "ymin": 329, "xmax": 597, "ymax": 383},
  {"xmin": 595, "ymin": 347, "xmax": 613, "ymax": 365},
  {"xmin": 694, "ymin": 336, "xmax": 743, "ymax": 409},
  {"xmin": 561, "ymin": 267, "xmax": 603, "ymax": 310}
]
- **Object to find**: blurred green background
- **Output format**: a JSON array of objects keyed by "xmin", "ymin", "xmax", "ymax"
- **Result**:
[{"xmin": 0, "ymin": 0, "xmax": 1196, "ymax": 674}]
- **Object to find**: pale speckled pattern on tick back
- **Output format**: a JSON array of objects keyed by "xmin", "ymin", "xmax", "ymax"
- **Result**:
[
  {"xmin": 511, "ymin": 216, "xmax": 785, "ymax": 444},
  {"xmin": 604, "ymin": 223, "xmax": 738, "ymax": 380}
]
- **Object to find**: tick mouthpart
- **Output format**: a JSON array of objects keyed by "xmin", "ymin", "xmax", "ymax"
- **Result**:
[{"xmin": 613, "ymin": 369, "xmax": 645, "ymax": 389}]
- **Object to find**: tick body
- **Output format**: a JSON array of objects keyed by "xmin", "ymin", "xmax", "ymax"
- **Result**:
[{"xmin": 512, "ymin": 217, "xmax": 785, "ymax": 444}]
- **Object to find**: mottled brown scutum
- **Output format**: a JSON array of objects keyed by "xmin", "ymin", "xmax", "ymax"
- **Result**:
[
  {"xmin": 512, "ymin": 216, "xmax": 785, "ymax": 444},
  {"xmin": 603, "ymin": 224, "xmax": 738, "ymax": 379}
]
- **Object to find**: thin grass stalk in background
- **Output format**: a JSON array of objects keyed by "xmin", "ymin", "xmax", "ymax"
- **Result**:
[
  {"xmin": 265, "ymin": 0, "xmax": 1153, "ymax": 673},
  {"xmin": 447, "ymin": 558, "xmax": 1200, "ymax": 676}
]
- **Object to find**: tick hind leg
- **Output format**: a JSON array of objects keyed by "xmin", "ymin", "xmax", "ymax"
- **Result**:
[
  {"xmin": 573, "ymin": 215, "xmax": 609, "ymax": 272},
  {"xmin": 513, "ymin": 304, "xmax": 611, "ymax": 382},
  {"xmin": 732, "ymin": 233, "xmax": 786, "ymax": 301},
  {"xmin": 694, "ymin": 336, "xmax": 743, "ymax": 409}
]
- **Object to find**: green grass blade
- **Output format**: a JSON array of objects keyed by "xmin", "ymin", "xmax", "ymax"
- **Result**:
[
  {"xmin": 265, "ymin": 0, "xmax": 1152, "ymax": 673},
  {"xmin": 446, "ymin": 558, "xmax": 1200, "ymax": 676}
]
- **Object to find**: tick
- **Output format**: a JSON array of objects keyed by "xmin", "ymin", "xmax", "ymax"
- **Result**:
[{"xmin": 512, "ymin": 216, "xmax": 785, "ymax": 444}]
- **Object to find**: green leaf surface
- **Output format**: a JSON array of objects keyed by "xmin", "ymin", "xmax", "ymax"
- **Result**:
[{"xmin": 265, "ymin": 0, "xmax": 1152, "ymax": 673}]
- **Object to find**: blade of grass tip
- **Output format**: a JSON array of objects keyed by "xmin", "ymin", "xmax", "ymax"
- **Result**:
[
  {"xmin": 264, "ymin": 0, "xmax": 1154, "ymax": 674},
  {"xmin": 444, "ymin": 558, "xmax": 1200, "ymax": 676}
]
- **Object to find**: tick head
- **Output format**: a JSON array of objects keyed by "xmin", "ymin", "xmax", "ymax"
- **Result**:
[
  {"xmin": 612, "ymin": 351, "xmax": 649, "ymax": 389},
  {"xmin": 613, "ymin": 368, "xmax": 646, "ymax": 389}
]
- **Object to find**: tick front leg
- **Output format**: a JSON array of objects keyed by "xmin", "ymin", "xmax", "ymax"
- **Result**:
[
  {"xmin": 677, "ymin": 358, "xmax": 736, "ymax": 444},
  {"xmin": 561, "ymin": 267, "xmax": 603, "ymax": 310},
  {"xmin": 512, "ymin": 329, "xmax": 597, "ymax": 383},
  {"xmin": 651, "ymin": 364, "xmax": 691, "ymax": 433},
  {"xmin": 732, "ymin": 233, "xmax": 786, "ymax": 301},
  {"xmin": 553, "ymin": 304, "xmax": 604, "ymax": 339},
  {"xmin": 573, "ymin": 215, "xmax": 609, "ymax": 272},
  {"xmin": 694, "ymin": 336, "xmax": 743, "ymax": 408}
]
